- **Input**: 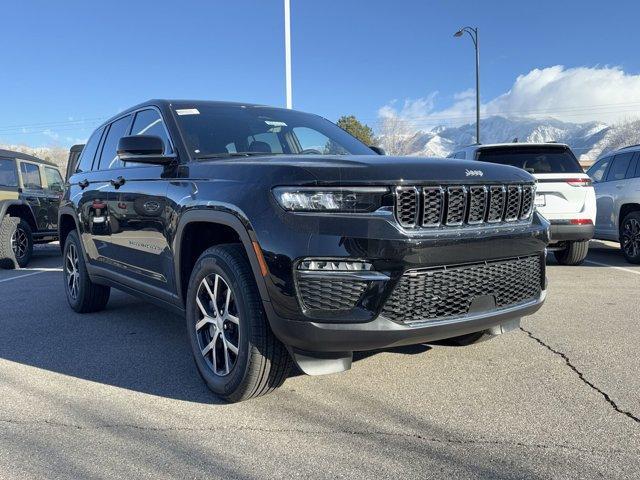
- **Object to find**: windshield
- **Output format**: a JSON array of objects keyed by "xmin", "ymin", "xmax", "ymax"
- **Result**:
[
  {"xmin": 476, "ymin": 146, "xmax": 583, "ymax": 174},
  {"xmin": 173, "ymin": 104, "xmax": 374, "ymax": 158}
]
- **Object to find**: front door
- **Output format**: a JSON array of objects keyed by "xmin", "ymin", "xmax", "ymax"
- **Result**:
[{"xmin": 43, "ymin": 165, "xmax": 64, "ymax": 232}]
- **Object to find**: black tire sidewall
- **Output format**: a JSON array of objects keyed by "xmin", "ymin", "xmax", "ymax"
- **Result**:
[
  {"xmin": 63, "ymin": 230, "xmax": 88, "ymax": 310},
  {"xmin": 13, "ymin": 219, "xmax": 33, "ymax": 268},
  {"xmin": 186, "ymin": 250, "xmax": 253, "ymax": 398}
]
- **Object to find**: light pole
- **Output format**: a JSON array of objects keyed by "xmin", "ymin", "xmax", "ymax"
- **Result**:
[
  {"xmin": 284, "ymin": 0, "xmax": 292, "ymax": 109},
  {"xmin": 454, "ymin": 26, "xmax": 480, "ymax": 144}
]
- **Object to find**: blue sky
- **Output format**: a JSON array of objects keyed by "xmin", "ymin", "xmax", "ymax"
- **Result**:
[{"xmin": 2, "ymin": 0, "xmax": 640, "ymax": 147}]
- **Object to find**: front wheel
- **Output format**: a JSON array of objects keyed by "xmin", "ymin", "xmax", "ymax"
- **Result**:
[
  {"xmin": 553, "ymin": 240, "xmax": 589, "ymax": 265},
  {"xmin": 186, "ymin": 244, "xmax": 291, "ymax": 402},
  {"xmin": 620, "ymin": 212, "xmax": 640, "ymax": 264}
]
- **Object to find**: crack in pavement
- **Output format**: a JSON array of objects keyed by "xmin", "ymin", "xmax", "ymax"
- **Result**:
[
  {"xmin": 0, "ymin": 417, "xmax": 626, "ymax": 456},
  {"xmin": 521, "ymin": 327, "xmax": 640, "ymax": 425}
]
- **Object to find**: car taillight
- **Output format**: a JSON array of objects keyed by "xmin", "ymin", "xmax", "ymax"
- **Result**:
[
  {"xmin": 569, "ymin": 219, "xmax": 593, "ymax": 225},
  {"xmin": 566, "ymin": 178, "xmax": 592, "ymax": 187}
]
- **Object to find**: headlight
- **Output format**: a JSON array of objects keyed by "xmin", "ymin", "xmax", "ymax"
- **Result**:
[{"xmin": 273, "ymin": 187, "xmax": 388, "ymax": 212}]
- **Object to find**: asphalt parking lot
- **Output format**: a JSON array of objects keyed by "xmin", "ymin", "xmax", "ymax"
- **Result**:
[{"xmin": 0, "ymin": 242, "xmax": 639, "ymax": 479}]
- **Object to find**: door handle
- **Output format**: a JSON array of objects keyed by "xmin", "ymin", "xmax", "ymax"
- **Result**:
[
  {"xmin": 78, "ymin": 179, "xmax": 89, "ymax": 189},
  {"xmin": 615, "ymin": 184, "xmax": 624, "ymax": 190},
  {"xmin": 110, "ymin": 176, "xmax": 126, "ymax": 189}
]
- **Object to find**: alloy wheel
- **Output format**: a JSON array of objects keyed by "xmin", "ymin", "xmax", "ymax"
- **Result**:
[
  {"xmin": 11, "ymin": 227, "xmax": 28, "ymax": 259},
  {"xmin": 622, "ymin": 218, "xmax": 640, "ymax": 259},
  {"xmin": 195, "ymin": 273, "xmax": 240, "ymax": 376},
  {"xmin": 65, "ymin": 243, "xmax": 80, "ymax": 300}
]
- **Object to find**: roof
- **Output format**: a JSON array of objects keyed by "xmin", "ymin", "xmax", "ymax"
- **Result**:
[
  {"xmin": 462, "ymin": 142, "xmax": 570, "ymax": 150},
  {"xmin": 100, "ymin": 99, "xmax": 300, "ymax": 128},
  {"xmin": 0, "ymin": 148, "xmax": 57, "ymax": 166}
]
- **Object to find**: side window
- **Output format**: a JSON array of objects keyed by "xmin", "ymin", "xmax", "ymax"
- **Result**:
[
  {"xmin": 76, "ymin": 127, "xmax": 104, "ymax": 174},
  {"xmin": 97, "ymin": 115, "xmax": 133, "ymax": 170},
  {"xmin": 587, "ymin": 157, "xmax": 611, "ymax": 183},
  {"xmin": 606, "ymin": 152, "xmax": 634, "ymax": 182},
  {"xmin": 45, "ymin": 167, "xmax": 64, "ymax": 192},
  {"xmin": 291, "ymin": 127, "xmax": 348, "ymax": 155},
  {"xmin": 247, "ymin": 132, "xmax": 284, "ymax": 154},
  {"xmin": 0, "ymin": 159, "xmax": 18, "ymax": 187},
  {"xmin": 130, "ymin": 109, "xmax": 172, "ymax": 153},
  {"xmin": 628, "ymin": 153, "xmax": 639, "ymax": 179},
  {"xmin": 20, "ymin": 162, "xmax": 43, "ymax": 189}
]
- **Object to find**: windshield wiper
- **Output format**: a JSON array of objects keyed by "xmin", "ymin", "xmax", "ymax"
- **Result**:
[{"xmin": 195, "ymin": 152, "xmax": 282, "ymax": 160}]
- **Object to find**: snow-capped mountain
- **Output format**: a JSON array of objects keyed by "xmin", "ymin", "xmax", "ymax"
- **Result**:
[{"xmin": 379, "ymin": 115, "xmax": 640, "ymax": 165}]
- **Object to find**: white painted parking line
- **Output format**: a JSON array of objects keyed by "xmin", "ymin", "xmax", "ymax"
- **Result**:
[
  {"xmin": 585, "ymin": 260, "xmax": 640, "ymax": 276},
  {"xmin": 0, "ymin": 268, "xmax": 62, "ymax": 284}
]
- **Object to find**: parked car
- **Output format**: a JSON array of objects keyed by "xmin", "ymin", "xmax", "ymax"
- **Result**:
[
  {"xmin": 65, "ymin": 144, "xmax": 84, "ymax": 181},
  {"xmin": 59, "ymin": 100, "xmax": 548, "ymax": 402},
  {"xmin": 587, "ymin": 145, "xmax": 640, "ymax": 263},
  {"xmin": 0, "ymin": 149, "xmax": 63, "ymax": 268},
  {"xmin": 449, "ymin": 143, "xmax": 596, "ymax": 265}
]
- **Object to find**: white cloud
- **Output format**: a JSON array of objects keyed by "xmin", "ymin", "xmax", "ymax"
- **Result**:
[
  {"xmin": 42, "ymin": 128, "xmax": 60, "ymax": 141},
  {"xmin": 378, "ymin": 65, "xmax": 640, "ymax": 129}
]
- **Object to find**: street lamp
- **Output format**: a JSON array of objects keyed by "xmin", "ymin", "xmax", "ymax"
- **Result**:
[
  {"xmin": 454, "ymin": 26, "xmax": 480, "ymax": 144},
  {"xmin": 284, "ymin": 0, "xmax": 292, "ymax": 109}
]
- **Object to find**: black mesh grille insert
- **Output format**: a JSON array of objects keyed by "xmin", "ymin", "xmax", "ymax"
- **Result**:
[
  {"xmin": 297, "ymin": 276, "xmax": 367, "ymax": 311},
  {"xmin": 445, "ymin": 187, "xmax": 467, "ymax": 225},
  {"xmin": 520, "ymin": 185, "xmax": 534, "ymax": 219},
  {"xmin": 505, "ymin": 185, "xmax": 522, "ymax": 221},
  {"xmin": 381, "ymin": 255, "xmax": 543, "ymax": 323},
  {"xmin": 468, "ymin": 186, "xmax": 487, "ymax": 224},
  {"xmin": 422, "ymin": 187, "xmax": 444, "ymax": 226},
  {"xmin": 487, "ymin": 186, "xmax": 506, "ymax": 222},
  {"xmin": 395, "ymin": 187, "xmax": 418, "ymax": 227}
]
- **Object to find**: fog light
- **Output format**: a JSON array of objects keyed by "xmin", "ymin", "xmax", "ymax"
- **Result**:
[{"xmin": 298, "ymin": 259, "xmax": 372, "ymax": 271}]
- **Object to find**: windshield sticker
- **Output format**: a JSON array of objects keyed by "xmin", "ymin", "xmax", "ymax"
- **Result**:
[{"xmin": 176, "ymin": 108, "xmax": 200, "ymax": 116}]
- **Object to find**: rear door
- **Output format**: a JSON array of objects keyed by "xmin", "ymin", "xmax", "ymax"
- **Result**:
[
  {"xmin": 476, "ymin": 146, "xmax": 592, "ymax": 221},
  {"xmin": 587, "ymin": 156, "xmax": 613, "ymax": 237}
]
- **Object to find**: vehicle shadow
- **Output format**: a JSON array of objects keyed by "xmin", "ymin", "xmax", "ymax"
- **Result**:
[{"xmin": 0, "ymin": 274, "xmax": 434, "ymax": 404}]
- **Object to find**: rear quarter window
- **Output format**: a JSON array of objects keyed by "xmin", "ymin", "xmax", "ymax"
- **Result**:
[
  {"xmin": 0, "ymin": 159, "xmax": 18, "ymax": 187},
  {"xmin": 476, "ymin": 147, "xmax": 583, "ymax": 174}
]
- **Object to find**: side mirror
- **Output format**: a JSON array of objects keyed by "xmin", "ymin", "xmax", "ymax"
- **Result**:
[
  {"xmin": 117, "ymin": 135, "xmax": 175, "ymax": 165},
  {"xmin": 369, "ymin": 146, "xmax": 385, "ymax": 155}
]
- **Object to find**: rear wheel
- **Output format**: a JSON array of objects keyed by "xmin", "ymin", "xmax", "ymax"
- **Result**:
[
  {"xmin": 554, "ymin": 240, "xmax": 589, "ymax": 265},
  {"xmin": 0, "ymin": 215, "xmax": 33, "ymax": 269},
  {"xmin": 186, "ymin": 244, "xmax": 291, "ymax": 402},
  {"xmin": 63, "ymin": 230, "xmax": 111, "ymax": 312},
  {"xmin": 620, "ymin": 212, "xmax": 640, "ymax": 264}
]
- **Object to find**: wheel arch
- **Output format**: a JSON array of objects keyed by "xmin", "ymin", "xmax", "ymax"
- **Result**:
[
  {"xmin": 619, "ymin": 203, "xmax": 640, "ymax": 234},
  {"xmin": 58, "ymin": 209, "xmax": 80, "ymax": 253},
  {"xmin": 173, "ymin": 210, "xmax": 270, "ymax": 307},
  {"xmin": 0, "ymin": 200, "xmax": 37, "ymax": 231}
]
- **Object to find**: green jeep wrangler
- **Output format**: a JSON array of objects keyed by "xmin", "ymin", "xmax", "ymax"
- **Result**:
[{"xmin": 0, "ymin": 149, "xmax": 64, "ymax": 268}]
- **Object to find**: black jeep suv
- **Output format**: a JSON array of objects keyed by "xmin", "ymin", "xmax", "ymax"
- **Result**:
[
  {"xmin": 59, "ymin": 100, "xmax": 549, "ymax": 402},
  {"xmin": 1, "ymin": 150, "xmax": 63, "ymax": 268}
]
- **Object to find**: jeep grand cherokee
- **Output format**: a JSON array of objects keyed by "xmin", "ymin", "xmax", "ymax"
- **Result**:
[{"xmin": 58, "ymin": 100, "xmax": 549, "ymax": 402}]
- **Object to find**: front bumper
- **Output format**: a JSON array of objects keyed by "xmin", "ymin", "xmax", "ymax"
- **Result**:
[
  {"xmin": 265, "ymin": 290, "xmax": 546, "ymax": 353},
  {"xmin": 549, "ymin": 221, "xmax": 594, "ymax": 242}
]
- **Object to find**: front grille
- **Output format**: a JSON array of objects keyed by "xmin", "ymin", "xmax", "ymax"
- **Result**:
[
  {"xmin": 381, "ymin": 255, "xmax": 543, "ymax": 324},
  {"xmin": 394, "ymin": 184, "xmax": 535, "ymax": 229},
  {"xmin": 297, "ymin": 276, "xmax": 367, "ymax": 311}
]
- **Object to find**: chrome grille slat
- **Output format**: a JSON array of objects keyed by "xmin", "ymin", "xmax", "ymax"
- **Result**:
[{"xmin": 393, "ymin": 183, "xmax": 535, "ymax": 229}]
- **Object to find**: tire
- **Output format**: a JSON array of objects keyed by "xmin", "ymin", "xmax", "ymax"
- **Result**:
[
  {"xmin": 0, "ymin": 215, "xmax": 33, "ymax": 269},
  {"xmin": 63, "ymin": 230, "xmax": 110, "ymax": 313},
  {"xmin": 553, "ymin": 240, "xmax": 589, "ymax": 265},
  {"xmin": 186, "ymin": 244, "xmax": 291, "ymax": 402},
  {"xmin": 620, "ymin": 211, "xmax": 640, "ymax": 264}
]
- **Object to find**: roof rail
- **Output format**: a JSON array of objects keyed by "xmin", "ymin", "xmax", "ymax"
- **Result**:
[{"xmin": 618, "ymin": 143, "xmax": 640, "ymax": 151}]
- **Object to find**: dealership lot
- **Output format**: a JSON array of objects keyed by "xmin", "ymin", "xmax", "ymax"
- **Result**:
[{"xmin": 0, "ymin": 242, "xmax": 638, "ymax": 479}]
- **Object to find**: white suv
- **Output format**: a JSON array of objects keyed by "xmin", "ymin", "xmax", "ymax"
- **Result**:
[
  {"xmin": 449, "ymin": 143, "xmax": 596, "ymax": 265},
  {"xmin": 587, "ymin": 146, "xmax": 640, "ymax": 263}
]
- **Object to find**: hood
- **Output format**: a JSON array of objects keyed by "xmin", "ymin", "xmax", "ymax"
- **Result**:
[{"xmin": 192, "ymin": 154, "xmax": 535, "ymax": 186}]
